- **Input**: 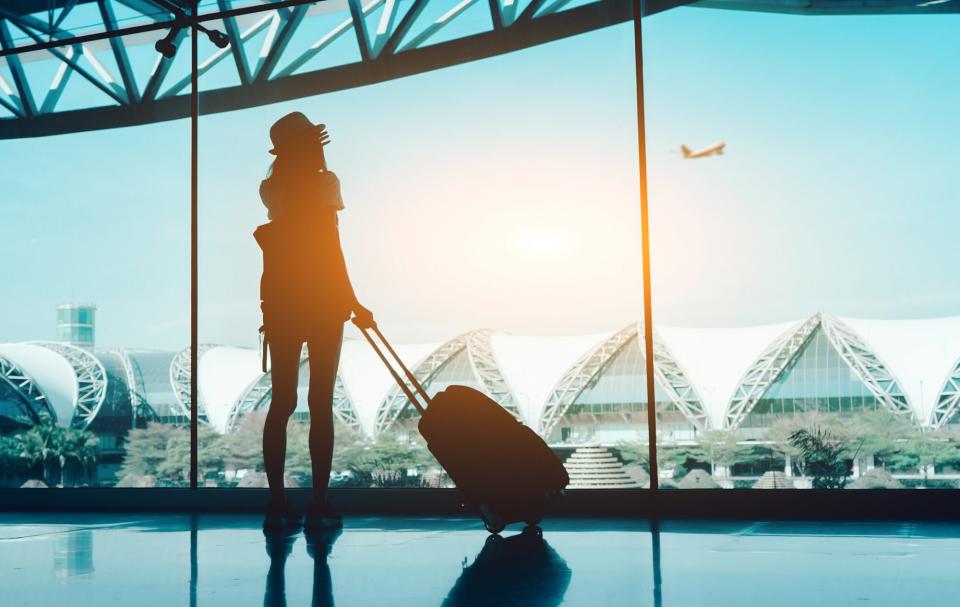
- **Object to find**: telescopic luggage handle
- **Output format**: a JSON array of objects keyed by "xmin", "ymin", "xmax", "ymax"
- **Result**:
[{"xmin": 356, "ymin": 323, "xmax": 431, "ymax": 414}]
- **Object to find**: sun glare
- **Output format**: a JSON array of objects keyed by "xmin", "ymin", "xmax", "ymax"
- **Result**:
[{"xmin": 511, "ymin": 226, "xmax": 577, "ymax": 261}]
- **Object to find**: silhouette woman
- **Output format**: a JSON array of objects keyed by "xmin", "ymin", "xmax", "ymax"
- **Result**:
[{"xmin": 254, "ymin": 112, "xmax": 374, "ymax": 531}]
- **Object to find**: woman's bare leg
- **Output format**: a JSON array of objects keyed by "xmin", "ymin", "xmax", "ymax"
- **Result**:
[
  {"xmin": 263, "ymin": 335, "xmax": 302, "ymax": 503},
  {"xmin": 307, "ymin": 322, "xmax": 344, "ymax": 500}
]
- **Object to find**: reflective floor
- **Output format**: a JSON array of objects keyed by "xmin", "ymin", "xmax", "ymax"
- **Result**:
[{"xmin": 2, "ymin": 514, "xmax": 960, "ymax": 606}]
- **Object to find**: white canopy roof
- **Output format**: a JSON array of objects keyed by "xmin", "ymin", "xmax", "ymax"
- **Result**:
[
  {"xmin": 491, "ymin": 331, "xmax": 612, "ymax": 427},
  {"xmin": 198, "ymin": 346, "xmax": 263, "ymax": 433},
  {"xmin": 839, "ymin": 316, "xmax": 960, "ymax": 425},
  {"xmin": 9, "ymin": 313, "xmax": 960, "ymax": 435},
  {"xmin": 338, "ymin": 338, "xmax": 441, "ymax": 436},
  {"xmin": 656, "ymin": 321, "xmax": 800, "ymax": 429},
  {"xmin": 0, "ymin": 343, "xmax": 77, "ymax": 427}
]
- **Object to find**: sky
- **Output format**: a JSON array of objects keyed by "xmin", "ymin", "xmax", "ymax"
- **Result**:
[{"xmin": 1, "ymin": 5, "xmax": 958, "ymax": 351}]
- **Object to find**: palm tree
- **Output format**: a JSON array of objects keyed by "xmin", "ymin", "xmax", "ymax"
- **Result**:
[
  {"xmin": 16, "ymin": 424, "xmax": 54, "ymax": 484},
  {"xmin": 16, "ymin": 422, "xmax": 99, "ymax": 487},
  {"xmin": 61, "ymin": 427, "xmax": 100, "ymax": 486},
  {"xmin": 0, "ymin": 434, "xmax": 21, "ymax": 487}
]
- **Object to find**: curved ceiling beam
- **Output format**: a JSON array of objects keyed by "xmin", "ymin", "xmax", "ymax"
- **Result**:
[
  {"xmin": 466, "ymin": 329, "xmax": 520, "ymax": 417},
  {"xmin": 0, "ymin": 353, "xmax": 55, "ymax": 425},
  {"xmin": 821, "ymin": 314, "xmax": 913, "ymax": 419},
  {"xmin": 2, "ymin": 0, "xmax": 953, "ymax": 138},
  {"xmin": 28, "ymin": 341, "xmax": 108, "ymax": 429},
  {"xmin": 0, "ymin": 0, "xmax": 634, "ymax": 138},
  {"xmin": 722, "ymin": 314, "xmax": 821, "ymax": 430},
  {"xmin": 374, "ymin": 332, "xmax": 471, "ymax": 435}
]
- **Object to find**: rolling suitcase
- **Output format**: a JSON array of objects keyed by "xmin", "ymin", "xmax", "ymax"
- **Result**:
[{"xmin": 359, "ymin": 325, "xmax": 569, "ymax": 533}]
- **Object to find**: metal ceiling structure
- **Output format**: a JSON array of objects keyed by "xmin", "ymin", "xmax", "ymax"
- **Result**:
[{"xmin": 0, "ymin": 0, "xmax": 954, "ymax": 139}]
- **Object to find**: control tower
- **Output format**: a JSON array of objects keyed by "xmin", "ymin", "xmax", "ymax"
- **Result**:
[{"xmin": 56, "ymin": 304, "xmax": 97, "ymax": 350}]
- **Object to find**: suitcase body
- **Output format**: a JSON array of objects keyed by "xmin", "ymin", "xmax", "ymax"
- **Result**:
[{"xmin": 360, "ymin": 327, "xmax": 569, "ymax": 533}]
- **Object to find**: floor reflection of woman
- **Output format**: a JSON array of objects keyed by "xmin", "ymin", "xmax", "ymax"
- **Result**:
[
  {"xmin": 254, "ymin": 112, "xmax": 375, "ymax": 531},
  {"xmin": 262, "ymin": 529, "xmax": 341, "ymax": 607}
]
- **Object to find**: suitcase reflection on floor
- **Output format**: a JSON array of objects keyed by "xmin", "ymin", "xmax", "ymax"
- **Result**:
[
  {"xmin": 263, "ymin": 528, "xmax": 341, "ymax": 607},
  {"xmin": 442, "ymin": 528, "xmax": 572, "ymax": 607}
]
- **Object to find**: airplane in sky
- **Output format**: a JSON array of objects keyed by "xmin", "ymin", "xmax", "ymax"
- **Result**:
[{"xmin": 680, "ymin": 142, "xmax": 726, "ymax": 159}]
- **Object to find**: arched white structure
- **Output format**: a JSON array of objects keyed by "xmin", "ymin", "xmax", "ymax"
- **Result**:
[
  {"xmin": 229, "ymin": 348, "xmax": 360, "ymax": 433},
  {"xmin": 466, "ymin": 330, "xmax": 520, "ymax": 418},
  {"xmin": 0, "ymin": 351, "xmax": 54, "ymax": 425},
  {"xmin": 29, "ymin": 342, "xmax": 107, "ymax": 429},
  {"xmin": 650, "ymin": 331, "xmax": 710, "ymax": 431},
  {"xmin": 8, "ymin": 313, "xmax": 960, "ymax": 441},
  {"xmin": 0, "ymin": 343, "xmax": 77, "ymax": 427},
  {"xmin": 934, "ymin": 356, "xmax": 960, "ymax": 429},
  {"xmin": 169, "ymin": 344, "xmax": 214, "ymax": 424},
  {"xmin": 373, "ymin": 333, "xmax": 471, "ymax": 435},
  {"xmin": 835, "ymin": 315, "xmax": 960, "ymax": 426},
  {"xmin": 197, "ymin": 346, "xmax": 263, "ymax": 434},
  {"xmin": 538, "ymin": 323, "xmax": 710, "ymax": 436},
  {"xmin": 723, "ymin": 315, "xmax": 820, "ymax": 429},
  {"xmin": 820, "ymin": 315, "xmax": 912, "ymax": 419},
  {"xmin": 657, "ymin": 320, "xmax": 800, "ymax": 431},
  {"xmin": 490, "ymin": 331, "xmax": 610, "ymax": 428},
  {"xmin": 538, "ymin": 325, "xmax": 637, "ymax": 437},
  {"xmin": 104, "ymin": 349, "xmax": 157, "ymax": 425}
]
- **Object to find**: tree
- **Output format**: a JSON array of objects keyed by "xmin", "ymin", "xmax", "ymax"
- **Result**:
[
  {"xmin": 61, "ymin": 426, "xmax": 99, "ymax": 486},
  {"xmin": 659, "ymin": 444, "xmax": 708, "ymax": 480},
  {"xmin": 698, "ymin": 431, "xmax": 760, "ymax": 476},
  {"xmin": 0, "ymin": 434, "xmax": 22, "ymax": 486},
  {"xmin": 15, "ymin": 421, "xmax": 99, "ymax": 487},
  {"xmin": 767, "ymin": 412, "xmax": 850, "ymax": 477},
  {"xmin": 906, "ymin": 431, "xmax": 960, "ymax": 486},
  {"xmin": 615, "ymin": 440, "xmax": 648, "ymax": 469},
  {"xmin": 284, "ymin": 419, "xmax": 313, "ymax": 481},
  {"xmin": 118, "ymin": 423, "xmax": 220, "ymax": 485},
  {"xmin": 333, "ymin": 431, "xmax": 436, "ymax": 487},
  {"xmin": 788, "ymin": 426, "xmax": 850, "ymax": 489},
  {"xmin": 219, "ymin": 412, "xmax": 266, "ymax": 473},
  {"xmin": 119, "ymin": 423, "xmax": 184, "ymax": 483},
  {"xmin": 842, "ymin": 409, "xmax": 914, "ymax": 468}
]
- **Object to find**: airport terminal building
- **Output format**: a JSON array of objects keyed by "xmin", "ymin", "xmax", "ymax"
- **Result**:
[{"xmin": 3, "ymin": 312, "xmax": 959, "ymax": 455}]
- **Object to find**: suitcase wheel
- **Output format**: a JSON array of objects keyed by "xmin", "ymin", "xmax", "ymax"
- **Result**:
[
  {"xmin": 479, "ymin": 503, "xmax": 505, "ymax": 535},
  {"xmin": 522, "ymin": 524, "xmax": 543, "ymax": 537}
]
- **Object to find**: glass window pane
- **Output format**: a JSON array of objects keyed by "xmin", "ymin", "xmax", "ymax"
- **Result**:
[
  {"xmin": 0, "ymin": 37, "xmax": 189, "ymax": 488},
  {"xmin": 647, "ymin": 8, "xmax": 958, "ymax": 490},
  {"xmin": 197, "ymin": 9, "xmax": 651, "ymax": 490}
]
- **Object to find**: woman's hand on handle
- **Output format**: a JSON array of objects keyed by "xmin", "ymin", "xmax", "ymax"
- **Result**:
[{"xmin": 351, "ymin": 303, "xmax": 376, "ymax": 329}]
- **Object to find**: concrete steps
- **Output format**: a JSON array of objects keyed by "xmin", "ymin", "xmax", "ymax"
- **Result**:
[{"xmin": 563, "ymin": 445, "xmax": 642, "ymax": 489}]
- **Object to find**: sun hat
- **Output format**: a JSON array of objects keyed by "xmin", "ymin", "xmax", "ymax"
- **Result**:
[{"xmin": 268, "ymin": 111, "xmax": 325, "ymax": 155}]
